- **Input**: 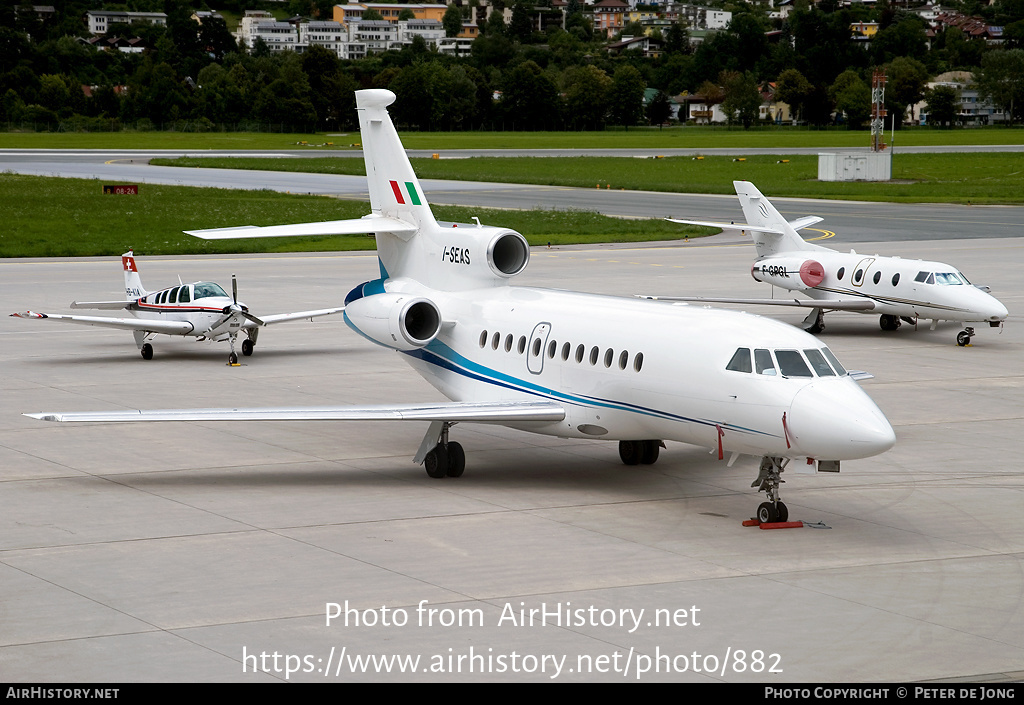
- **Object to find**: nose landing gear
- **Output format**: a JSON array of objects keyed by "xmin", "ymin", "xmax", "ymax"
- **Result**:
[{"xmin": 752, "ymin": 456, "xmax": 789, "ymax": 523}]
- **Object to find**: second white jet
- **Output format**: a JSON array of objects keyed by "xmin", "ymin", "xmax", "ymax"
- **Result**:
[{"xmin": 659, "ymin": 181, "xmax": 1008, "ymax": 346}]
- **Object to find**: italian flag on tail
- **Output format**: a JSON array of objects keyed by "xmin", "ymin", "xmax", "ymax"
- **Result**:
[{"xmin": 389, "ymin": 180, "xmax": 422, "ymax": 206}]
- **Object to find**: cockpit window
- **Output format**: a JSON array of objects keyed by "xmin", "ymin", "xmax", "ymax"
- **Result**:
[
  {"xmin": 775, "ymin": 350, "xmax": 813, "ymax": 377},
  {"xmin": 935, "ymin": 272, "xmax": 963, "ymax": 285},
  {"xmin": 194, "ymin": 282, "xmax": 228, "ymax": 299},
  {"xmin": 804, "ymin": 349, "xmax": 835, "ymax": 377},
  {"xmin": 754, "ymin": 349, "xmax": 776, "ymax": 376},
  {"xmin": 958, "ymin": 271, "xmax": 972, "ymax": 285},
  {"xmin": 821, "ymin": 347, "xmax": 847, "ymax": 376},
  {"xmin": 726, "ymin": 347, "xmax": 752, "ymax": 373}
]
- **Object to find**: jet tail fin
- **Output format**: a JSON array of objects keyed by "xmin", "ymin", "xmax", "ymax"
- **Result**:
[
  {"xmin": 122, "ymin": 250, "xmax": 146, "ymax": 299},
  {"xmin": 733, "ymin": 181, "xmax": 819, "ymax": 257}
]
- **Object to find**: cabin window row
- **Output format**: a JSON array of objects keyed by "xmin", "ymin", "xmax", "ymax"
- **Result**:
[
  {"xmin": 835, "ymin": 267, "xmax": 971, "ymax": 288},
  {"xmin": 478, "ymin": 329, "xmax": 645, "ymax": 372},
  {"xmin": 148, "ymin": 286, "xmax": 191, "ymax": 305},
  {"xmin": 726, "ymin": 346, "xmax": 847, "ymax": 378}
]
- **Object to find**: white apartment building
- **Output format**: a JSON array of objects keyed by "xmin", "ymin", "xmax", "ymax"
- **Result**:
[{"xmin": 86, "ymin": 10, "xmax": 167, "ymax": 35}]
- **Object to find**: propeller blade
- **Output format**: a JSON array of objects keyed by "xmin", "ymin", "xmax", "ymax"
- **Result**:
[
  {"xmin": 242, "ymin": 311, "xmax": 265, "ymax": 327},
  {"xmin": 232, "ymin": 274, "xmax": 238, "ymax": 304}
]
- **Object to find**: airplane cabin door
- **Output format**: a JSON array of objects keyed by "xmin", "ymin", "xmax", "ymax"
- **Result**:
[
  {"xmin": 851, "ymin": 257, "xmax": 876, "ymax": 288},
  {"xmin": 527, "ymin": 322, "xmax": 551, "ymax": 375}
]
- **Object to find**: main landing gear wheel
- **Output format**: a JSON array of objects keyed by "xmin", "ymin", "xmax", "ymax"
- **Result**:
[
  {"xmin": 422, "ymin": 422, "xmax": 466, "ymax": 478},
  {"xmin": 241, "ymin": 339, "xmax": 254, "ymax": 356},
  {"xmin": 804, "ymin": 309, "xmax": 825, "ymax": 335},
  {"xmin": 879, "ymin": 314, "xmax": 902, "ymax": 331},
  {"xmin": 957, "ymin": 328, "xmax": 974, "ymax": 346},
  {"xmin": 140, "ymin": 343, "xmax": 153, "ymax": 360},
  {"xmin": 757, "ymin": 501, "xmax": 790, "ymax": 524},
  {"xmin": 619, "ymin": 440, "xmax": 662, "ymax": 465}
]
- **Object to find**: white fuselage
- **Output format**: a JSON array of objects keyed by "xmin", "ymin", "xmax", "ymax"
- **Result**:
[
  {"xmin": 370, "ymin": 279, "xmax": 895, "ymax": 463},
  {"xmin": 755, "ymin": 250, "xmax": 1008, "ymax": 324},
  {"xmin": 130, "ymin": 282, "xmax": 241, "ymax": 338}
]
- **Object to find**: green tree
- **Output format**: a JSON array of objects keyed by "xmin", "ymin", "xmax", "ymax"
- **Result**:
[
  {"xmin": 608, "ymin": 64, "xmax": 646, "ymax": 127},
  {"xmin": 975, "ymin": 49, "xmax": 1024, "ymax": 124},
  {"xmin": 884, "ymin": 56, "xmax": 928, "ymax": 128},
  {"xmin": 775, "ymin": 68, "xmax": 813, "ymax": 124},
  {"xmin": 829, "ymin": 70, "xmax": 871, "ymax": 129},
  {"xmin": 645, "ymin": 90, "xmax": 672, "ymax": 125},
  {"xmin": 443, "ymin": 4, "xmax": 463, "ymax": 38},
  {"xmin": 924, "ymin": 85, "xmax": 960, "ymax": 127},
  {"xmin": 563, "ymin": 65, "xmax": 612, "ymax": 130},
  {"xmin": 720, "ymin": 70, "xmax": 762, "ymax": 128}
]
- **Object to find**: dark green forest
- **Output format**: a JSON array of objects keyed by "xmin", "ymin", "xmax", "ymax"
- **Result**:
[{"xmin": 3, "ymin": 0, "xmax": 1024, "ymax": 132}]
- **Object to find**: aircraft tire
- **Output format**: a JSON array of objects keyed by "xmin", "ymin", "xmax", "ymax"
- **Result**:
[
  {"xmin": 446, "ymin": 442, "xmax": 465, "ymax": 477},
  {"xmin": 757, "ymin": 502, "xmax": 779, "ymax": 524},
  {"xmin": 618, "ymin": 440, "xmax": 641, "ymax": 466},
  {"xmin": 242, "ymin": 339, "xmax": 254, "ymax": 356},
  {"xmin": 957, "ymin": 330, "xmax": 971, "ymax": 346},
  {"xmin": 424, "ymin": 446, "xmax": 448, "ymax": 478},
  {"xmin": 141, "ymin": 343, "xmax": 153, "ymax": 360},
  {"xmin": 879, "ymin": 314, "xmax": 900, "ymax": 331},
  {"xmin": 775, "ymin": 501, "xmax": 789, "ymax": 523},
  {"xmin": 640, "ymin": 440, "xmax": 660, "ymax": 465}
]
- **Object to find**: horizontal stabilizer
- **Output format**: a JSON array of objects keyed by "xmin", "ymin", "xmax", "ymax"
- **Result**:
[
  {"xmin": 637, "ymin": 296, "xmax": 875, "ymax": 311},
  {"xmin": 26, "ymin": 400, "xmax": 567, "ymax": 424},
  {"xmin": 186, "ymin": 215, "xmax": 417, "ymax": 240},
  {"xmin": 788, "ymin": 216, "xmax": 824, "ymax": 231}
]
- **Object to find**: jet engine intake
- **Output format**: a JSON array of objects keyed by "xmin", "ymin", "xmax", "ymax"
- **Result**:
[
  {"xmin": 752, "ymin": 258, "xmax": 825, "ymax": 291},
  {"xmin": 344, "ymin": 293, "xmax": 441, "ymax": 351},
  {"xmin": 487, "ymin": 230, "xmax": 530, "ymax": 278}
]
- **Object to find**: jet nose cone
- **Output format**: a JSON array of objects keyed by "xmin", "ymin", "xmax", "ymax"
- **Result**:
[{"xmin": 788, "ymin": 380, "xmax": 895, "ymax": 460}]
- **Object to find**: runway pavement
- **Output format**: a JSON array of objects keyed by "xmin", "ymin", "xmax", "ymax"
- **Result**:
[{"xmin": 1, "ymin": 235, "xmax": 1022, "ymax": 682}]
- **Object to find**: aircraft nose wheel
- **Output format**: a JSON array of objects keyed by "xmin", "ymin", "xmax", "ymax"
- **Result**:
[
  {"xmin": 957, "ymin": 328, "xmax": 974, "ymax": 346},
  {"xmin": 228, "ymin": 352, "xmax": 238, "ymax": 365}
]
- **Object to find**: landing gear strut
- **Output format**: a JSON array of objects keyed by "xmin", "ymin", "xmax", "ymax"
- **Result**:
[
  {"xmin": 957, "ymin": 327, "xmax": 975, "ymax": 347},
  {"xmin": 228, "ymin": 333, "xmax": 239, "ymax": 365},
  {"xmin": 752, "ymin": 456, "xmax": 789, "ymax": 523},
  {"xmin": 422, "ymin": 421, "xmax": 465, "ymax": 478},
  {"xmin": 619, "ymin": 440, "xmax": 663, "ymax": 465},
  {"xmin": 803, "ymin": 308, "xmax": 825, "ymax": 335}
]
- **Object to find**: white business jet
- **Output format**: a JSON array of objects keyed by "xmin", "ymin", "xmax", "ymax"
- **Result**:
[
  {"xmin": 11, "ymin": 251, "xmax": 344, "ymax": 363},
  {"xmin": 25, "ymin": 91, "xmax": 896, "ymax": 523},
  {"xmin": 658, "ymin": 181, "xmax": 1008, "ymax": 346}
]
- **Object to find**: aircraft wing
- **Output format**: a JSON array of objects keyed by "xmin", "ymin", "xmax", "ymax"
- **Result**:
[
  {"xmin": 25, "ymin": 400, "xmax": 567, "ymax": 424},
  {"xmin": 258, "ymin": 307, "xmax": 346, "ymax": 326},
  {"xmin": 637, "ymin": 296, "xmax": 876, "ymax": 311},
  {"xmin": 70, "ymin": 300, "xmax": 133, "ymax": 310},
  {"xmin": 186, "ymin": 215, "xmax": 417, "ymax": 240},
  {"xmin": 10, "ymin": 311, "xmax": 196, "ymax": 335},
  {"xmin": 664, "ymin": 216, "xmax": 823, "ymax": 233}
]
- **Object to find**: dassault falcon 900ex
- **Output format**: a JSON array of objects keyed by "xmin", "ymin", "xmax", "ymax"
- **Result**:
[
  {"xmin": 11, "ymin": 251, "xmax": 345, "ymax": 364},
  {"xmin": 25, "ymin": 90, "xmax": 896, "ymax": 523},
  {"xmin": 657, "ymin": 181, "xmax": 1008, "ymax": 346}
]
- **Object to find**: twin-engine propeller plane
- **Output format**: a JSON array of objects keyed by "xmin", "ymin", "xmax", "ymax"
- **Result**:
[
  {"xmin": 25, "ymin": 91, "xmax": 897, "ymax": 523},
  {"xmin": 658, "ymin": 181, "xmax": 1008, "ymax": 346},
  {"xmin": 11, "ymin": 251, "xmax": 344, "ymax": 363}
]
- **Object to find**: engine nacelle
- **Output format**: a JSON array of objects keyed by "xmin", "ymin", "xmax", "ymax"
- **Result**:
[
  {"xmin": 430, "ymin": 224, "xmax": 530, "ymax": 286},
  {"xmin": 752, "ymin": 258, "xmax": 825, "ymax": 291},
  {"xmin": 344, "ymin": 292, "xmax": 441, "ymax": 351}
]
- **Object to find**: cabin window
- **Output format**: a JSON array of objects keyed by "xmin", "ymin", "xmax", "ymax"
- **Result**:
[
  {"xmin": 754, "ymin": 348, "xmax": 776, "ymax": 376},
  {"xmin": 775, "ymin": 350, "xmax": 813, "ymax": 377},
  {"xmin": 531, "ymin": 338, "xmax": 542, "ymax": 357},
  {"xmin": 618, "ymin": 350, "xmax": 629, "ymax": 370},
  {"xmin": 504, "ymin": 334, "xmax": 513, "ymax": 352},
  {"xmin": 603, "ymin": 348, "xmax": 614, "ymax": 368},
  {"xmin": 547, "ymin": 340, "xmax": 557, "ymax": 358},
  {"xmin": 171, "ymin": 287, "xmax": 181, "ymax": 304},
  {"xmin": 726, "ymin": 347, "xmax": 752, "ymax": 373},
  {"xmin": 517, "ymin": 336, "xmax": 526, "ymax": 354},
  {"xmin": 479, "ymin": 331, "xmax": 488, "ymax": 348},
  {"xmin": 179, "ymin": 286, "xmax": 191, "ymax": 303},
  {"xmin": 891, "ymin": 273, "xmax": 900, "ymax": 286},
  {"xmin": 873, "ymin": 271, "xmax": 881, "ymax": 285},
  {"xmin": 561, "ymin": 342, "xmax": 571, "ymax": 361},
  {"xmin": 804, "ymin": 348, "xmax": 835, "ymax": 377},
  {"xmin": 821, "ymin": 347, "xmax": 847, "ymax": 376},
  {"xmin": 491, "ymin": 332, "xmax": 500, "ymax": 350},
  {"xmin": 575, "ymin": 344, "xmax": 585, "ymax": 363},
  {"xmin": 837, "ymin": 267, "xmax": 845, "ymax": 280},
  {"xmin": 159, "ymin": 290, "xmax": 168, "ymax": 304},
  {"xmin": 854, "ymin": 269, "xmax": 864, "ymax": 283},
  {"xmin": 633, "ymin": 352, "xmax": 644, "ymax": 372},
  {"xmin": 589, "ymin": 346, "xmax": 599, "ymax": 365}
]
